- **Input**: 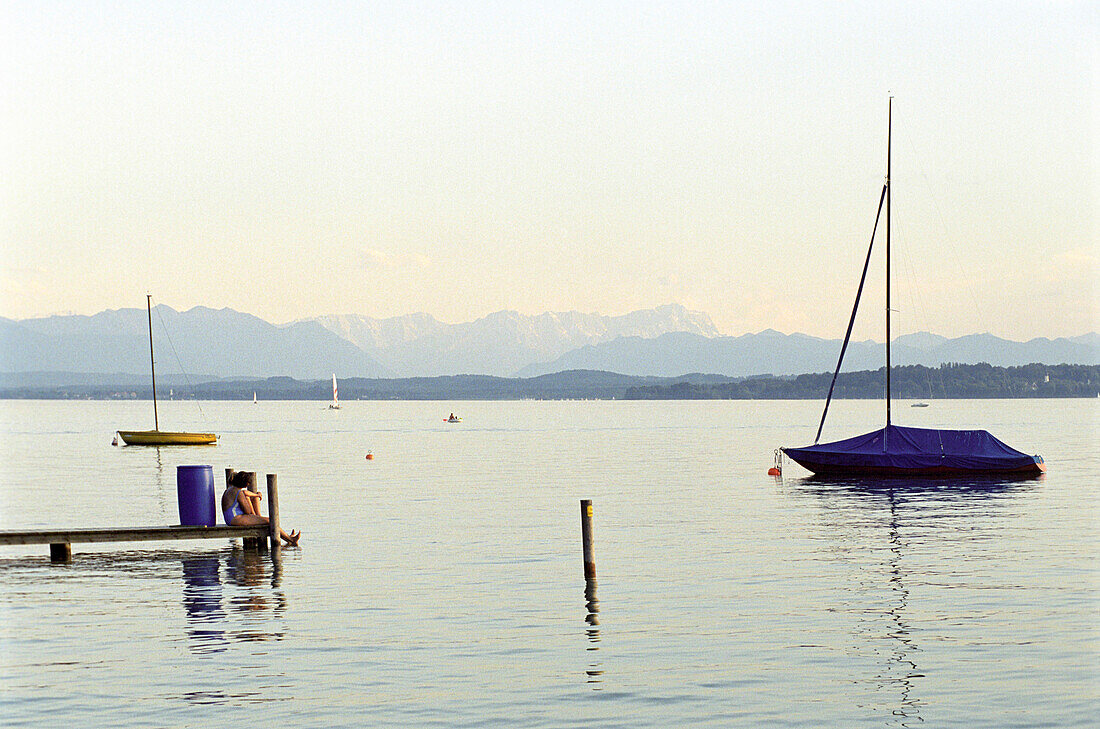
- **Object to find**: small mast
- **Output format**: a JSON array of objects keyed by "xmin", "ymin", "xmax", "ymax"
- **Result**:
[
  {"xmin": 885, "ymin": 96, "xmax": 893, "ymax": 427},
  {"xmin": 146, "ymin": 293, "xmax": 159, "ymax": 432}
]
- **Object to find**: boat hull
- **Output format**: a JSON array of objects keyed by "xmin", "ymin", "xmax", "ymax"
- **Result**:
[
  {"xmin": 118, "ymin": 430, "xmax": 218, "ymax": 446},
  {"xmin": 780, "ymin": 453, "xmax": 1045, "ymax": 477},
  {"xmin": 781, "ymin": 424, "xmax": 1044, "ymax": 478}
]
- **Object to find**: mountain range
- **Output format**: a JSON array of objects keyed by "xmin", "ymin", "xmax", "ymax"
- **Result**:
[
  {"xmin": 307, "ymin": 305, "xmax": 720, "ymax": 376},
  {"xmin": 0, "ymin": 304, "xmax": 1095, "ymax": 383}
]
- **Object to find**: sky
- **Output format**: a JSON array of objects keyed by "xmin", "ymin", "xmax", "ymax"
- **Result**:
[{"xmin": 2, "ymin": 1, "xmax": 1096, "ymax": 341}]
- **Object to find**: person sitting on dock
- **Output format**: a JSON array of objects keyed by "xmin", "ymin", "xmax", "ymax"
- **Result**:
[{"xmin": 222, "ymin": 471, "xmax": 300, "ymax": 546}]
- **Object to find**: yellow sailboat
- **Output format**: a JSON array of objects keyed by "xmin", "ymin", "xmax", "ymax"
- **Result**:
[{"xmin": 117, "ymin": 295, "xmax": 217, "ymax": 446}]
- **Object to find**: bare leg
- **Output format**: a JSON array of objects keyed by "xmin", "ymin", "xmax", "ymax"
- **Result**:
[
  {"xmin": 230, "ymin": 513, "xmax": 300, "ymax": 546},
  {"xmin": 231, "ymin": 513, "xmax": 267, "ymax": 526},
  {"xmin": 237, "ymin": 490, "xmax": 261, "ymax": 516}
]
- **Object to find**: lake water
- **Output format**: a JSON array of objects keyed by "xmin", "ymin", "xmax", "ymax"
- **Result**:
[{"xmin": 0, "ymin": 398, "xmax": 1096, "ymax": 727}]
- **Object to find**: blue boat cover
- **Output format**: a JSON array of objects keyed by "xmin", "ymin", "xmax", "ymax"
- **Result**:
[{"xmin": 783, "ymin": 424, "xmax": 1042, "ymax": 474}]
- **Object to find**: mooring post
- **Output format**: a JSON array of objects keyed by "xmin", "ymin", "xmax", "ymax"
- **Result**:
[
  {"xmin": 241, "ymin": 471, "xmax": 265, "ymax": 552},
  {"xmin": 50, "ymin": 542, "xmax": 71, "ymax": 563},
  {"xmin": 580, "ymin": 499, "xmax": 596, "ymax": 580},
  {"xmin": 224, "ymin": 467, "xmax": 235, "ymax": 531},
  {"xmin": 266, "ymin": 473, "xmax": 280, "ymax": 552}
]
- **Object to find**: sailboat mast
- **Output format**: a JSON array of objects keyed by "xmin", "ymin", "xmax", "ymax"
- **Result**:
[
  {"xmin": 885, "ymin": 97, "xmax": 893, "ymax": 426},
  {"xmin": 146, "ymin": 294, "xmax": 159, "ymax": 432}
]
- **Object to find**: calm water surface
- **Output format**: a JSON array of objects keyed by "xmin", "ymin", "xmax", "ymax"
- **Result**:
[{"xmin": 0, "ymin": 399, "xmax": 1096, "ymax": 727}]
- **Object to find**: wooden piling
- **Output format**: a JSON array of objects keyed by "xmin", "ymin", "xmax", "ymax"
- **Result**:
[
  {"xmin": 580, "ymin": 499, "xmax": 596, "ymax": 580},
  {"xmin": 266, "ymin": 473, "xmax": 280, "ymax": 552},
  {"xmin": 50, "ymin": 543, "xmax": 71, "ymax": 563}
]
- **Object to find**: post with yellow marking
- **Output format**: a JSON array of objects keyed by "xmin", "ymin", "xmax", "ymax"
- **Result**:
[{"xmin": 580, "ymin": 499, "xmax": 596, "ymax": 580}]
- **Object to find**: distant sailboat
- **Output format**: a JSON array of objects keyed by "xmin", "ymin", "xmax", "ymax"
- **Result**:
[
  {"xmin": 780, "ymin": 99, "xmax": 1043, "ymax": 476},
  {"xmin": 117, "ymin": 295, "xmax": 217, "ymax": 446},
  {"xmin": 253, "ymin": 391, "xmax": 257, "ymax": 404},
  {"xmin": 329, "ymin": 374, "xmax": 340, "ymax": 409}
]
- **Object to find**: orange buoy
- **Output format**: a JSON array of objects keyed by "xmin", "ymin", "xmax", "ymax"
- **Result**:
[
  {"xmin": 768, "ymin": 449, "xmax": 782, "ymax": 476},
  {"xmin": 365, "ymin": 452, "xmax": 374, "ymax": 460}
]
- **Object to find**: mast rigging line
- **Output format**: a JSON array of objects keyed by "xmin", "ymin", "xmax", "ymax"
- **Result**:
[
  {"xmin": 152, "ymin": 299, "xmax": 209, "ymax": 424},
  {"xmin": 814, "ymin": 182, "xmax": 888, "ymax": 445}
]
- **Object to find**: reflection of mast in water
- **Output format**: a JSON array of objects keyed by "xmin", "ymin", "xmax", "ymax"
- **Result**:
[
  {"xmin": 799, "ymin": 480, "xmax": 928, "ymax": 726},
  {"xmin": 797, "ymin": 474, "xmax": 1032, "ymax": 726},
  {"xmin": 583, "ymin": 578, "xmax": 604, "ymax": 687},
  {"xmin": 875, "ymin": 488, "xmax": 922, "ymax": 727},
  {"xmin": 153, "ymin": 447, "xmax": 171, "ymax": 522}
]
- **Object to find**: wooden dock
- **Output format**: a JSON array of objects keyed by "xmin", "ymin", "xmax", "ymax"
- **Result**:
[
  {"xmin": 0, "ymin": 525, "xmax": 271, "ymax": 562},
  {"xmin": 0, "ymin": 469, "xmax": 283, "ymax": 562}
]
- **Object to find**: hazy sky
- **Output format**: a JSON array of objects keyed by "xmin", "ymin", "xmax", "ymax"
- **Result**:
[{"xmin": 2, "ymin": 1, "xmax": 1095, "ymax": 340}]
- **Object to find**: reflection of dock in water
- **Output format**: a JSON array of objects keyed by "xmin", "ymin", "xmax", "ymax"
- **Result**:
[
  {"xmin": 181, "ymin": 547, "xmax": 287, "ymax": 656},
  {"xmin": 181, "ymin": 555, "xmax": 227, "ymax": 655}
]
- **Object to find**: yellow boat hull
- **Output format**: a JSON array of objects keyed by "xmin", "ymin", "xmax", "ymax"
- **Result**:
[{"xmin": 117, "ymin": 430, "xmax": 218, "ymax": 446}]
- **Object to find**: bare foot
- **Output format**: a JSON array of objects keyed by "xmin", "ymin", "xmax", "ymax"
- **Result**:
[{"xmin": 282, "ymin": 530, "xmax": 301, "ymax": 547}]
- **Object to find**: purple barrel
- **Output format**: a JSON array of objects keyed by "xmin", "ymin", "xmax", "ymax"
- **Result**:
[{"xmin": 176, "ymin": 465, "xmax": 216, "ymax": 527}]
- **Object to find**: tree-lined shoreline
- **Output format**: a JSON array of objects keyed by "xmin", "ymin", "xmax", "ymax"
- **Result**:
[{"xmin": 1, "ymin": 363, "xmax": 1096, "ymax": 401}]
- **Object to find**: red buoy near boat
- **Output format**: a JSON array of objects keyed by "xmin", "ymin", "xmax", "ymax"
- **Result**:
[{"xmin": 767, "ymin": 449, "xmax": 782, "ymax": 476}]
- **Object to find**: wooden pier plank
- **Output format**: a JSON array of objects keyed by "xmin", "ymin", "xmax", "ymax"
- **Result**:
[{"xmin": 0, "ymin": 525, "xmax": 268, "ymax": 546}]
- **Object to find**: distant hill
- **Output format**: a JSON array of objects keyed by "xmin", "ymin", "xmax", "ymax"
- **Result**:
[
  {"xmin": 623, "ymin": 363, "xmax": 1100, "ymax": 400},
  {"xmin": 0, "ymin": 306, "xmax": 390, "ymax": 380},
  {"xmin": 2, "ymin": 365, "xmax": 1095, "ymax": 401},
  {"xmin": 518, "ymin": 330, "xmax": 1100, "ymax": 377}
]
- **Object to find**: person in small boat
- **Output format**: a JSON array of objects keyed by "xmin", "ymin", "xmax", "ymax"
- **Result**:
[
  {"xmin": 221, "ymin": 471, "xmax": 300, "ymax": 546},
  {"xmin": 449, "ymin": 413, "xmax": 456, "ymax": 420}
]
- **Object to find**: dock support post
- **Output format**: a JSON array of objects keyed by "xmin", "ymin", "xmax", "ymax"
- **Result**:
[
  {"xmin": 50, "ymin": 543, "xmax": 71, "ymax": 563},
  {"xmin": 240, "ymin": 472, "xmax": 267, "ymax": 553},
  {"xmin": 580, "ymin": 499, "xmax": 596, "ymax": 580},
  {"xmin": 267, "ymin": 474, "xmax": 280, "ymax": 552}
]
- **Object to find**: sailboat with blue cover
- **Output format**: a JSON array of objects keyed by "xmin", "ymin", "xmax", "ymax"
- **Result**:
[{"xmin": 781, "ymin": 99, "xmax": 1044, "ymax": 477}]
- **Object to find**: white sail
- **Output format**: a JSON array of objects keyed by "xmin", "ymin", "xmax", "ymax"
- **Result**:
[{"xmin": 329, "ymin": 373, "xmax": 340, "ymax": 409}]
